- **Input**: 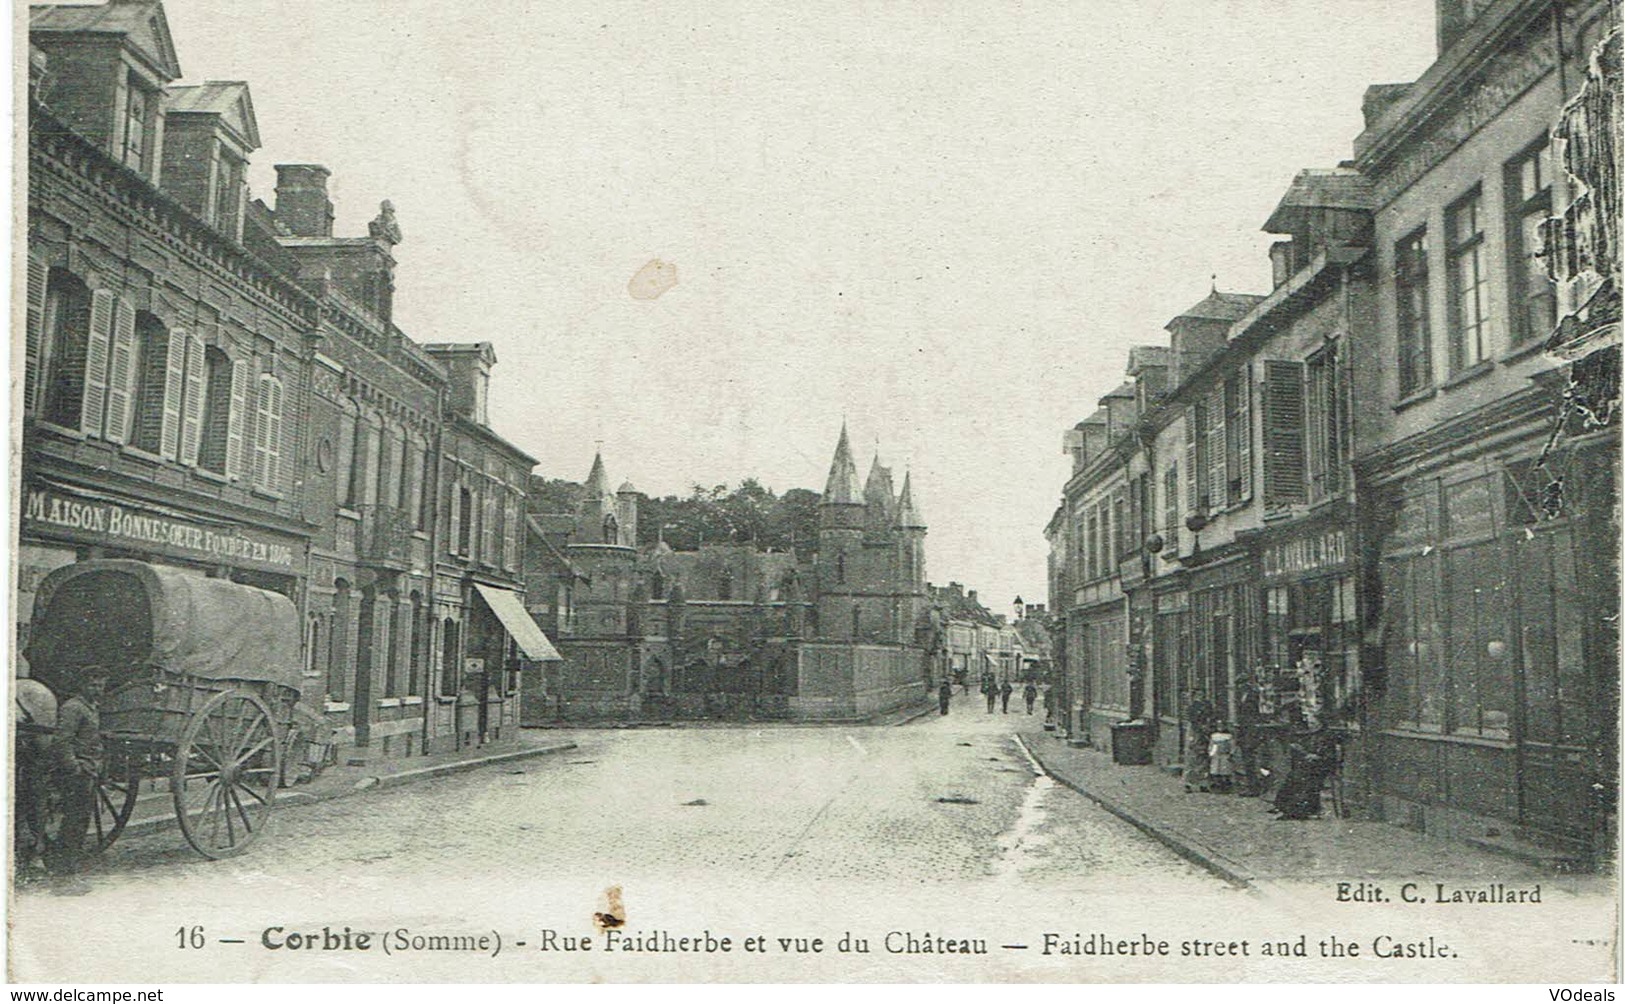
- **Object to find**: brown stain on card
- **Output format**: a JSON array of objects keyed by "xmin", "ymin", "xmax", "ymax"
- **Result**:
[
  {"xmin": 628, "ymin": 259, "xmax": 678, "ymax": 300},
  {"xmin": 593, "ymin": 885, "xmax": 625, "ymax": 930}
]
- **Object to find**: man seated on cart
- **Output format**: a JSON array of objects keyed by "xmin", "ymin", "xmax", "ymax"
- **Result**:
[{"xmin": 51, "ymin": 668, "xmax": 110, "ymax": 874}]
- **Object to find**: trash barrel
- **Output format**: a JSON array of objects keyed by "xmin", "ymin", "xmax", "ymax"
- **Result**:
[{"xmin": 1110, "ymin": 719, "xmax": 1152, "ymax": 765}]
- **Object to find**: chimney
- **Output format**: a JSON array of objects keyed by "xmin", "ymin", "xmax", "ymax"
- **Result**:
[{"xmin": 274, "ymin": 164, "xmax": 333, "ymax": 238}]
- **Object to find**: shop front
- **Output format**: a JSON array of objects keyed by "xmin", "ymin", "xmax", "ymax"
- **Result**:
[
  {"xmin": 1182, "ymin": 546, "xmax": 1259, "ymax": 731},
  {"xmin": 431, "ymin": 578, "xmax": 560, "ymax": 751},
  {"xmin": 18, "ymin": 479, "xmax": 308, "ymax": 681},
  {"xmin": 1258, "ymin": 508, "xmax": 1361, "ymax": 730}
]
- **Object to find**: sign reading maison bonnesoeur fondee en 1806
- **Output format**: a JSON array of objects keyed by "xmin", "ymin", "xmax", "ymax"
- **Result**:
[{"xmin": 24, "ymin": 484, "xmax": 298, "ymax": 574}]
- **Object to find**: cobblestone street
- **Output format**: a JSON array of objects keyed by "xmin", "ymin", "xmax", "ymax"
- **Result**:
[
  {"xmin": 13, "ymin": 702, "xmax": 1238, "ymax": 981},
  {"xmin": 12, "ymin": 702, "xmax": 1614, "ymax": 982}
]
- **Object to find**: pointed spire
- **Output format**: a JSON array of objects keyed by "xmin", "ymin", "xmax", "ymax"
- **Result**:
[
  {"xmin": 583, "ymin": 450, "xmax": 608, "ymax": 499},
  {"xmin": 864, "ymin": 452, "xmax": 896, "ymax": 507},
  {"xmin": 823, "ymin": 423, "xmax": 863, "ymax": 504},
  {"xmin": 896, "ymin": 471, "xmax": 925, "ymax": 528}
]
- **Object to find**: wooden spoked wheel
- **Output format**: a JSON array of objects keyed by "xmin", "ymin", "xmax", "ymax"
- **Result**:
[
  {"xmin": 172, "ymin": 689, "xmax": 280, "ymax": 859},
  {"xmin": 28, "ymin": 744, "xmax": 141, "ymax": 864},
  {"xmin": 88, "ymin": 745, "xmax": 141, "ymax": 852}
]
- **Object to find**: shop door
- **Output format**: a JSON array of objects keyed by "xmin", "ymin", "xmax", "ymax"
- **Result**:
[
  {"xmin": 1209, "ymin": 615, "xmax": 1233, "ymax": 726},
  {"xmin": 1514, "ymin": 526, "xmax": 1592, "ymax": 847},
  {"xmin": 1288, "ymin": 628, "xmax": 1323, "ymax": 726}
]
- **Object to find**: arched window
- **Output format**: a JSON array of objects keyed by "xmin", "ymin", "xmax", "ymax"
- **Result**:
[
  {"xmin": 383, "ymin": 589, "xmax": 401, "ymax": 698},
  {"xmin": 328, "ymin": 580, "xmax": 351, "ymax": 701},
  {"xmin": 130, "ymin": 312, "xmax": 171, "ymax": 454},
  {"xmin": 408, "ymin": 592, "xmax": 425, "ymax": 696},
  {"xmin": 440, "ymin": 618, "xmax": 462, "ymax": 696},
  {"xmin": 198, "ymin": 347, "xmax": 233, "ymax": 474},
  {"xmin": 650, "ymin": 572, "xmax": 666, "ymax": 600},
  {"xmin": 38, "ymin": 269, "xmax": 91, "ymax": 429}
]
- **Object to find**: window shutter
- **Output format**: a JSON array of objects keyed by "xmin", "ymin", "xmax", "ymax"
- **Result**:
[
  {"xmin": 334, "ymin": 412, "xmax": 356, "ymax": 506},
  {"xmin": 179, "ymin": 333, "xmax": 205, "ymax": 465},
  {"xmin": 503, "ymin": 494, "xmax": 519, "ymax": 571},
  {"xmin": 1263, "ymin": 359, "xmax": 1307, "ymax": 507},
  {"xmin": 448, "ymin": 480, "xmax": 462, "ymax": 556},
  {"xmin": 1207, "ymin": 387, "xmax": 1226, "ymax": 510},
  {"xmin": 1236, "ymin": 367, "xmax": 1253, "ymax": 503},
  {"xmin": 104, "ymin": 298, "xmax": 137, "ymax": 444},
  {"xmin": 225, "ymin": 358, "xmax": 248, "ymax": 480},
  {"xmin": 482, "ymin": 486, "xmax": 497, "ymax": 562},
  {"xmin": 253, "ymin": 377, "xmax": 272, "ymax": 488},
  {"xmin": 266, "ymin": 377, "xmax": 284, "ymax": 490},
  {"xmin": 160, "ymin": 327, "xmax": 187, "ymax": 459},
  {"xmin": 407, "ymin": 445, "xmax": 426, "ymax": 527},
  {"xmin": 25, "ymin": 255, "xmax": 47, "ymax": 412},
  {"xmin": 81, "ymin": 289, "xmax": 115, "ymax": 437},
  {"xmin": 1183, "ymin": 406, "xmax": 1198, "ymax": 514}
]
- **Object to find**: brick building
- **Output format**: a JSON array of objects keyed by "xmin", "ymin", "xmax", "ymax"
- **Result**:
[{"xmin": 20, "ymin": 0, "xmax": 557, "ymax": 763}]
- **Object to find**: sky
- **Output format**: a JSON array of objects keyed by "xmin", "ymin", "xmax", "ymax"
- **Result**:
[{"xmin": 148, "ymin": 0, "xmax": 1438, "ymax": 615}]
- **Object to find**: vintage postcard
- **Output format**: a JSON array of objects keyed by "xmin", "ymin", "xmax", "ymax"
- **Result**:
[{"xmin": 8, "ymin": 0, "xmax": 1622, "ymax": 986}]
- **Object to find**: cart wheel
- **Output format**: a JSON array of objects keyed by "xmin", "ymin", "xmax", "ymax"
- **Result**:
[
  {"xmin": 88, "ymin": 747, "xmax": 142, "ymax": 852},
  {"xmin": 29, "ymin": 747, "xmax": 141, "ymax": 865},
  {"xmin": 172, "ymin": 690, "xmax": 281, "ymax": 859}
]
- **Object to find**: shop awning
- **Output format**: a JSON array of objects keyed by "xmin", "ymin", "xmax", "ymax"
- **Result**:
[{"xmin": 474, "ymin": 583, "xmax": 563, "ymax": 661}]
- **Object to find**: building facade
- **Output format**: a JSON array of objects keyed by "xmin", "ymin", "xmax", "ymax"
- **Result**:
[
  {"xmin": 21, "ymin": 0, "xmax": 558, "ymax": 764},
  {"xmin": 1046, "ymin": 0, "xmax": 1619, "ymax": 863},
  {"xmin": 1352, "ymin": 0, "xmax": 1619, "ymax": 861}
]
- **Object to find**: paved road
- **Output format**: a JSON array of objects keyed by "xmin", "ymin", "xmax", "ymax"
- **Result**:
[{"xmin": 11, "ymin": 698, "xmax": 1239, "ymax": 981}]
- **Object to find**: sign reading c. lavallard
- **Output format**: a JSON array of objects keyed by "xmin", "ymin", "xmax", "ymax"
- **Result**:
[
  {"xmin": 23, "ymin": 485, "xmax": 298, "ymax": 572},
  {"xmin": 1261, "ymin": 528, "xmax": 1350, "ymax": 581}
]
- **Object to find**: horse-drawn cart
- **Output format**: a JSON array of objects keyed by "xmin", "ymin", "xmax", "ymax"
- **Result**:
[{"xmin": 23, "ymin": 560, "xmax": 313, "ymax": 860}]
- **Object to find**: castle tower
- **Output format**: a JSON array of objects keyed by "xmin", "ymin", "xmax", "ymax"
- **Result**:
[
  {"xmin": 616, "ymin": 481, "xmax": 639, "ymax": 548},
  {"xmin": 895, "ymin": 470, "xmax": 929, "ymax": 644},
  {"xmin": 863, "ymin": 454, "xmax": 898, "ymax": 539},
  {"xmin": 819, "ymin": 423, "xmax": 867, "ymax": 639},
  {"xmin": 576, "ymin": 450, "xmax": 618, "ymax": 545}
]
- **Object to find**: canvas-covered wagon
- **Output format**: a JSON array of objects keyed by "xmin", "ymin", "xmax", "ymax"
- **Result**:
[{"xmin": 23, "ymin": 560, "xmax": 315, "ymax": 859}]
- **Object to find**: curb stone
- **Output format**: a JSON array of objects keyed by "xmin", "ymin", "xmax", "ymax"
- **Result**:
[
  {"xmin": 118, "ymin": 741, "xmax": 579, "ymax": 841},
  {"xmin": 1018, "ymin": 735, "xmax": 1259, "ymax": 890}
]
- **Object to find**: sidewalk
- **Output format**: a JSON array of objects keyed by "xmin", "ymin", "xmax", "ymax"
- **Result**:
[
  {"xmin": 1016, "ymin": 726, "xmax": 1572, "ymax": 892},
  {"xmin": 118, "ymin": 731, "xmax": 582, "ymax": 840}
]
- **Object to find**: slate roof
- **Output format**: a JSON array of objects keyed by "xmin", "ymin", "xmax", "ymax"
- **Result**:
[
  {"xmin": 1172, "ymin": 289, "xmax": 1266, "ymax": 324},
  {"xmin": 31, "ymin": 2, "xmax": 181, "ymax": 79},
  {"xmin": 166, "ymin": 81, "xmax": 260, "ymax": 149},
  {"xmin": 1263, "ymin": 167, "xmax": 1374, "ymax": 234}
]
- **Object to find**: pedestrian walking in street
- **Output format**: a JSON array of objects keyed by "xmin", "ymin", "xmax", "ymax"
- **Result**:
[
  {"xmin": 938, "ymin": 679, "xmax": 953, "ymax": 716},
  {"xmin": 1000, "ymin": 679, "xmax": 1013, "ymax": 714},
  {"xmin": 1234, "ymin": 676, "xmax": 1265, "ymax": 796},
  {"xmin": 1023, "ymin": 681, "xmax": 1038, "ymax": 715},
  {"xmin": 52, "ymin": 669, "xmax": 109, "ymax": 874},
  {"xmin": 1183, "ymin": 692, "xmax": 1216, "ymax": 793},
  {"xmin": 983, "ymin": 677, "xmax": 996, "ymax": 714}
]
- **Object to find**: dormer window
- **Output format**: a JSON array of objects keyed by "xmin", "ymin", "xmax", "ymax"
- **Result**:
[
  {"xmin": 123, "ymin": 73, "xmax": 156, "ymax": 174},
  {"xmin": 214, "ymin": 149, "xmax": 246, "ymax": 239}
]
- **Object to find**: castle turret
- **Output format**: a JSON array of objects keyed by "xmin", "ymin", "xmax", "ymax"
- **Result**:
[
  {"xmin": 863, "ymin": 454, "xmax": 898, "ymax": 537},
  {"xmin": 616, "ymin": 480, "xmax": 639, "ymax": 548},
  {"xmin": 819, "ymin": 423, "xmax": 867, "ymax": 638},
  {"xmin": 895, "ymin": 471, "xmax": 929, "ymax": 643}
]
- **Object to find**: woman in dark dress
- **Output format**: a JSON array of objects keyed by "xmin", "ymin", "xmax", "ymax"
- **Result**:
[{"xmin": 1272, "ymin": 725, "xmax": 1339, "ymax": 819}]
